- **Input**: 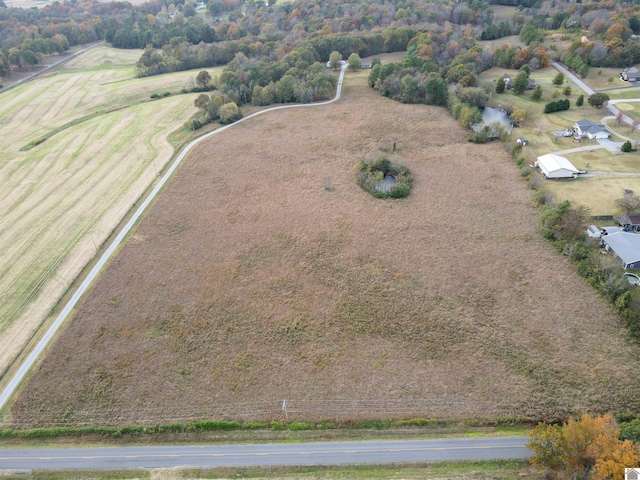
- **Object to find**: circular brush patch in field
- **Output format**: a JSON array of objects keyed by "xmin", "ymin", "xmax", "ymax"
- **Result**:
[{"xmin": 356, "ymin": 157, "xmax": 413, "ymax": 198}]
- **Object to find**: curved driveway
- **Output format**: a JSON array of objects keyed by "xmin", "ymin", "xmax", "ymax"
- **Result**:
[
  {"xmin": 0, "ymin": 436, "xmax": 532, "ymax": 469},
  {"xmin": 0, "ymin": 63, "xmax": 348, "ymax": 413}
]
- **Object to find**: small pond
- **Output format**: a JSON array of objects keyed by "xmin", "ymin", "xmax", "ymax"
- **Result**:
[
  {"xmin": 375, "ymin": 175, "xmax": 397, "ymax": 192},
  {"xmin": 481, "ymin": 107, "xmax": 513, "ymax": 127}
]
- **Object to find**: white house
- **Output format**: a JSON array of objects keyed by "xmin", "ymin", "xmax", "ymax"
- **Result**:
[
  {"xmin": 535, "ymin": 154, "xmax": 580, "ymax": 179},
  {"xmin": 621, "ymin": 67, "xmax": 640, "ymax": 82},
  {"xmin": 574, "ymin": 119, "xmax": 609, "ymax": 140},
  {"xmin": 601, "ymin": 231, "xmax": 640, "ymax": 269}
]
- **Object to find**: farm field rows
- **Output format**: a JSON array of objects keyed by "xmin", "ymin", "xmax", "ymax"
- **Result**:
[
  {"xmin": 10, "ymin": 75, "xmax": 640, "ymax": 426},
  {"xmin": 0, "ymin": 46, "xmax": 206, "ymax": 380}
]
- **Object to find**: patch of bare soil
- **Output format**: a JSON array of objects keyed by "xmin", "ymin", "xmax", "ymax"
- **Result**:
[{"xmin": 11, "ymin": 80, "xmax": 640, "ymax": 426}]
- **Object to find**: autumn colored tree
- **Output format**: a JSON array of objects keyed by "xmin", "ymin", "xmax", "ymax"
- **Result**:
[
  {"xmin": 196, "ymin": 70, "xmax": 212, "ymax": 89},
  {"xmin": 194, "ymin": 93, "xmax": 210, "ymax": 110},
  {"xmin": 528, "ymin": 414, "xmax": 640, "ymax": 480}
]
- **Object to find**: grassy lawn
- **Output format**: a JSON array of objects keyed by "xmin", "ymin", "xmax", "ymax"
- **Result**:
[
  {"xmin": 611, "ymin": 102, "xmax": 640, "ymax": 119},
  {"xmin": 604, "ymin": 88, "xmax": 640, "ymax": 100},
  {"xmin": 30, "ymin": 460, "xmax": 537, "ymax": 480},
  {"xmin": 489, "ymin": 5, "xmax": 517, "ymax": 22},
  {"xmin": 478, "ymin": 68, "xmax": 640, "ymax": 215},
  {"xmin": 542, "ymin": 176, "xmax": 640, "ymax": 216},
  {"xmin": 583, "ymin": 67, "xmax": 627, "ymax": 90},
  {"xmin": 0, "ymin": 45, "xmax": 205, "ymax": 381},
  {"xmin": 477, "ymin": 35, "xmax": 521, "ymax": 50}
]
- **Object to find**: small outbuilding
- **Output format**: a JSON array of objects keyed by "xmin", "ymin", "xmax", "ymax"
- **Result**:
[
  {"xmin": 587, "ymin": 225, "xmax": 601, "ymax": 238},
  {"xmin": 517, "ymin": 137, "xmax": 529, "ymax": 146},
  {"xmin": 601, "ymin": 231, "xmax": 640, "ymax": 269},
  {"xmin": 535, "ymin": 154, "xmax": 580, "ymax": 179}
]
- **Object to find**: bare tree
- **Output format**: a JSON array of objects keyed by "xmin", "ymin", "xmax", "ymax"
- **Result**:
[
  {"xmin": 615, "ymin": 191, "xmax": 640, "ymax": 214},
  {"xmin": 632, "ymin": 118, "xmax": 640, "ymax": 133},
  {"xmin": 616, "ymin": 111, "xmax": 624, "ymax": 126}
]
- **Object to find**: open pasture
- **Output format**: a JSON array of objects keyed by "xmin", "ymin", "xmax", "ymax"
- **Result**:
[
  {"xmin": 11, "ymin": 76, "xmax": 640, "ymax": 426},
  {"xmin": 1, "ymin": 46, "xmax": 222, "ymax": 158},
  {"xmin": 0, "ymin": 46, "xmax": 201, "ymax": 380}
]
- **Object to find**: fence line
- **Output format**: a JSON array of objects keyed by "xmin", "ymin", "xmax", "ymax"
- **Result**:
[{"xmin": 4, "ymin": 397, "xmax": 640, "ymax": 428}]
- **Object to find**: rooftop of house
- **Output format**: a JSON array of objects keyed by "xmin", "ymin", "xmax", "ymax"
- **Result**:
[{"xmin": 616, "ymin": 214, "xmax": 640, "ymax": 226}]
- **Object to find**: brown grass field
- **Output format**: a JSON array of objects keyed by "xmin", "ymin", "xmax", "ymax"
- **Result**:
[{"xmin": 9, "ymin": 74, "xmax": 640, "ymax": 427}]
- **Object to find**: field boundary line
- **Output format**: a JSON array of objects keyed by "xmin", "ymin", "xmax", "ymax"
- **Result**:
[
  {"xmin": 0, "ymin": 64, "xmax": 347, "ymax": 414},
  {"xmin": 0, "ymin": 41, "xmax": 105, "ymax": 96}
]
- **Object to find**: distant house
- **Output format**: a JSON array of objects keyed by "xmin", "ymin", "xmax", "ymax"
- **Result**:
[
  {"xmin": 621, "ymin": 67, "xmax": 640, "ymax": 82},
  {"xmin": 601, "ymin": 232, "xmax": 640, "ymax": 269},
  {"xmin": 534, "ymin": 154, "xmax": 580, "ymax": 179},
  {"xmin": 360, "ymin": 61, "xmax": 372, "ymax": 69},
  {"xmin": 615, "ymin": 213, "xmax": 640, "ymax": 232},
  {"xmin": 502, "ymin": 73, "xmax": 512, "ymax": 90},
  {"xmin": 527, "ymin": 78, "xmax": 536, "ymax": 90},
  {"xmin": 574, "ymin": 119, "xmax": 609, "ymax": 140}
]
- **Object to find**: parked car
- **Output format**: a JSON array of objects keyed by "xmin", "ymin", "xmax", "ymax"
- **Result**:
[{"xmin": 624, "ymin": 273, "xmax": 640, "ymax": 286}]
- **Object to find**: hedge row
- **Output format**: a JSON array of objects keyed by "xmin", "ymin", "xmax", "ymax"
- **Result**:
[{"xmin": 0, "ymin": 416, "xmax": 529, "ymax": 439}]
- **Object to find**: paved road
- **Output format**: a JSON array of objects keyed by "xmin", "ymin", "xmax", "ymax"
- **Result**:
[
  {"xmin": 0, "ymin": 437, "xmax": 532, "ymax": 469},
  {"xmin": 551, "ymin": 62, "xmax": 639, "ymax": 128},
  {"xmin": 551, "ymin": 62, "xmax": 595, "ymax": 96},
  {"xmin": 0, "ymin": 63, "xmax": 347, "ymax": 413}
]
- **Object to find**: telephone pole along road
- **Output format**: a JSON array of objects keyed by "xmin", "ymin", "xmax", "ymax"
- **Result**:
[{"xmin": 0, "ymin": 437, "xmax": 532, "ymax": 469}]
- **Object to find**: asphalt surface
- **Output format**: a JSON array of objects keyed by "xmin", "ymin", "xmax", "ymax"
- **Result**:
[
  {"xmin": 0, "ymin": 63, "xmax": 347, "ymax": 412},
  {"xmin": 0, "ymin": 437, "xmax": 532, "ymax": 469}
]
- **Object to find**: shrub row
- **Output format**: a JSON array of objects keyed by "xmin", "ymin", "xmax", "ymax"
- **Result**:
[
  {"xmin": 19, "ymin": 110, "xmax": 105, "ymax": 151},
  {"xmin": 543, "ymin": 99, "xmax": 570, "ymax": 114},
  {"xmin": 0, "ymin": 417, "xmax": 530, "ymax": 439}
]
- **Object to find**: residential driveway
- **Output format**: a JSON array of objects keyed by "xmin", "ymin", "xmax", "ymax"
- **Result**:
[
  {"xmin": 580, "ymin": 171, "xmax": 640, "ymax": 178},
  {"xmin": 597, "ymin": 137, "xmax": 625, "ymax": 153},
  {"xmin": 552, "ymin": 145, "xmax": 604, "ymax": 155},
  {"xmin": 551, "ymin": 62, "xmax": 595, "ymax": 95}
]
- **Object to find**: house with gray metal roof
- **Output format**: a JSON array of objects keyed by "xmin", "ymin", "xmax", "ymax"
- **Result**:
[
  {"xmin": 621, "ymin": 67, "xmax": 640, "ymax": 82},
  {"xmin": 574, "ymin": 119, "xmax": 609, "ymax": 140},
  {"xmin": 601, "ymin": 232, "xmax": 640, "ymax": 269}
]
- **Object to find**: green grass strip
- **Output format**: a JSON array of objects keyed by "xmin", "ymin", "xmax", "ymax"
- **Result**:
[
  {"xmin": 0, "ymin": 417, "xmax": 531, "ymax": 440},
  {"xmin": 19, "ymin": 110, "xmax": 106, "ymax": 151}
]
